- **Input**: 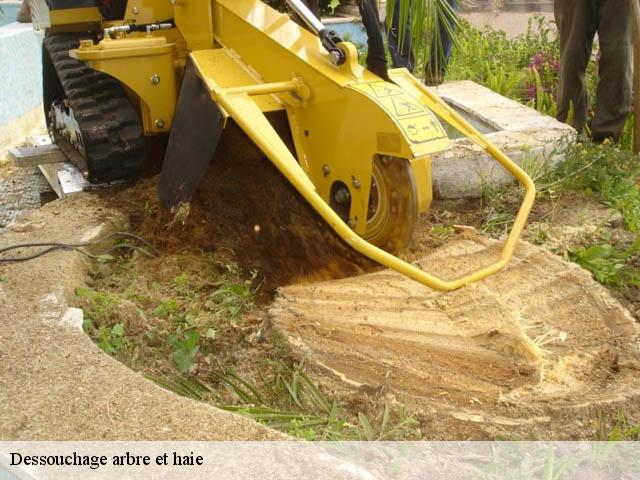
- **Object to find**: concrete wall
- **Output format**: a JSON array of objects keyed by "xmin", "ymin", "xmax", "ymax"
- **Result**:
[
  {"xmin": 0, "ymin": 23, "xmax": 43, "ymax": 128},
  {"xmin": 429, "ymin": 80, "xmax": 576, "ymax": 199}
]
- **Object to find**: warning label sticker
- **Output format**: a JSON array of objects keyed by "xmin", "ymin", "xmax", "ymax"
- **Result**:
[{"xmin": 351, "ymin": 82, "xmax": 447, "ymax": 144}]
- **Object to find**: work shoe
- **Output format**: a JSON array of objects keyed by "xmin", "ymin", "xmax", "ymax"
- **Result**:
[{"xmin": 17, "ymin": 1, "xmax": 32, "ymax": 23}]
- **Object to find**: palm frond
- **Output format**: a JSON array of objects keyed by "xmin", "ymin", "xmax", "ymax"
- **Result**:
[{"xmin": 386, "ymin": 0, "xmax": 464, "ymax": 75}]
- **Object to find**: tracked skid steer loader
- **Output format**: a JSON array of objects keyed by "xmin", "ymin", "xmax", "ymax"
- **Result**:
[{"xmin": 31, "ymin": 0, "xmax": 535, "ymax": 290}]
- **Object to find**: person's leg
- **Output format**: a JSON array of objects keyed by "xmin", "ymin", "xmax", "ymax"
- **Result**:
[
  {"xmin": 591, "ymin": 0, "xmax": 632, "ymax": 142},
  {"xmin": 359, "ymin": 0, "xmax": 390, "ymax": 80},
  {"xmin": 440, "ymin": 0, "xmax": 460, "ymax": 70},
  {"xmin": 554, "ymin": 0, "xmax": 597, "ymax": 134},
  {"xmin": 388, "ymin": 0, "xmax": 415, "ymax": 70}
]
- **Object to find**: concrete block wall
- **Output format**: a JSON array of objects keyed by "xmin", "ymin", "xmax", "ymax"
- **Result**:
[{"xmin": 429, "ymin": 81, "xmax": 576, "ymax": 199}]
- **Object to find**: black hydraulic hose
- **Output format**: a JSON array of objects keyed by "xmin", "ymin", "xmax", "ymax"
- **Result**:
[
  {"xmin": 358, "ymin": 0, "xmax": 390, "ymax": 81},
  {"xmin": 0, "ymin": 232, "xmax": 159, "ymax": 264}
]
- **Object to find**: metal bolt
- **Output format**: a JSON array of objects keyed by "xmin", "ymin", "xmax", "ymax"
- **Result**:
[
  {"xmin": 154, "ymin": 119, "xmax": 165, "ymax": 129},
  {"xmin": 132, "ymin": 6, "xmax": 139, "ymax": 14},
  {"xmin": 329, "ymin": 51, "xmax": 341, "ymax": 66},
  {"xmin": 352, "ymin": 178, "xmax": 361, "ymax": 189},
  {"xmin": 151, "ymin": 75, "xmax": 160, "ymax": 85},
  {"xmin": 334, "ymin": 189, "xmax": 350, "ymax": 205},
  {"xmin": 322, "ymin": 164, "xmax": 331, "ymax": 177}
]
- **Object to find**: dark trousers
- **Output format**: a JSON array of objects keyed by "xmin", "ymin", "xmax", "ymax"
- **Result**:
[{"xmin": 554, "ymin": 0, "xmax": 632, "ymax": 141}]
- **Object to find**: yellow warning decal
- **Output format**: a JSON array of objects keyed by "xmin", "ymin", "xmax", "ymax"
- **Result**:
[{"xmin": 351, "ymin": 82, "xmax": 447, "ymax": 144}]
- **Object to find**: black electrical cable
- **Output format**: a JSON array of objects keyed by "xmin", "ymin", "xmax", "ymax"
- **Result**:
[{"xmin": 0, "ymin": 232, "xmax": 159, "ymax": 264}]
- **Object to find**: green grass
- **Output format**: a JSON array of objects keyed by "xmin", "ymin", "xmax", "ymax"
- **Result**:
[
  {"xmin": 549, "ymin": 141, "xmax": 640, "ymax": 231},
  {"xmin": 534, "ymin": 141, "xmax": 640, "ymax": 292},
  {"xmin": 568, "ymin": 238, "xmax": 640, "ymax": 291},
  {"xmin": 76, "ymin": 287, "xmax": 119, "ymax": 326},
  {"xmin": 596, "ymin": 410, "xmax": 640, "ymax": 441},
  {"xmin": 76, "ymin": 253, "xmax": 424, "ymax": 441},
  {"xmin": 77, "ymin": 255, "xmax": 262, "ymax": 372},
  {"xmin": 150, "ymin": 361, "xmax": 421, "ymax": 441},
  {"xmin": 446, "ymin": 17, "xmax": 640, "ymax": 293},
  {"xmin": 447, "ymin": 17, "xmax": 554, "ymax": 98}
]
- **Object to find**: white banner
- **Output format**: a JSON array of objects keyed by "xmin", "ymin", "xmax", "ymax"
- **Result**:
[{"xmin": 1, "ymin": 442, "xmax": 638, "ymax": 479}]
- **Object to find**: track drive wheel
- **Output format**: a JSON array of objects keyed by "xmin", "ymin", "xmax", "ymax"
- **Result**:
[{"xmin": 364, "ymin": 156, "xmax": 418, "ymax": 254}]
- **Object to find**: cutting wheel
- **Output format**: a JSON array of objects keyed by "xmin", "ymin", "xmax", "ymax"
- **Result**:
[{"xmin": 363, "ymin": 156, "xmax": 418, "ymax": 254}]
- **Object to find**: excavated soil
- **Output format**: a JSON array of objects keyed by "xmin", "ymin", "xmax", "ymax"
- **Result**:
[{"xmin": 106, "ymin": 119, "xmax": 374, "ymax": 297}]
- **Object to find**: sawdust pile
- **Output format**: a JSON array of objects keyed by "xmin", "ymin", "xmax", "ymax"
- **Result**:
[{"xmin": 270, "ymin": 233, "xmax": 640, "ymax": 438}]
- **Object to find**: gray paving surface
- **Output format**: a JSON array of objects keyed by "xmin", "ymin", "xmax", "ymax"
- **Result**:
[{"xmin": 0, "ymin": 165, "xmax": 53, "ymax": 228}]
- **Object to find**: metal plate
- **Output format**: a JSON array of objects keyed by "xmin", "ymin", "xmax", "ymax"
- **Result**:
[{"xmin": 158, "ymin": 59, "xmax": 224, "ymax": 210}]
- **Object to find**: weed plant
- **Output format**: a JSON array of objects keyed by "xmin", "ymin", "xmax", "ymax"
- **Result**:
[{"xmin": 444, "ymin": 18, "xmax": 640, "ymax": 293}]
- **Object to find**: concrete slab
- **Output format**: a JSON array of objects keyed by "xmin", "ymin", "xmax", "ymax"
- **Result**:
[
  {"xmin": 429, "ymin": 80, "xmax": 575, "ymax": 199},
  {"xmin": 9, "ymin": 144, "xmax": 66, "ymax": 168},
  {"xmin": 0, "ymin": 197, "xmax": 284, "ymax": 440}
]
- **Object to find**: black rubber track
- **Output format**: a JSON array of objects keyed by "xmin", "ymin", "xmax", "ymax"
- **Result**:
[{"xmin": 43, "ymin": 33, "xmax": 146, "ymax": 183}]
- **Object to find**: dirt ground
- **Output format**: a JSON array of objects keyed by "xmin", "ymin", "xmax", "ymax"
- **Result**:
[
  {"xmin": 26, "ymin": 122, "xmax": 631, "ymax": 440},
  {"xmin": 105, "ymin": 118, "xmax": 376, "ymax": 295},
  {"xmin": 0, "ymin": 193, "xmax": 285, "ymax": 440}
]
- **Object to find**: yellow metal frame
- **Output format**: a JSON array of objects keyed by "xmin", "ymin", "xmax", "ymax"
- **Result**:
[
  {"xmin": 64, "ymin": 0, "xmax": 535, "ymax": 291},
  {"xmin": 74, "ymin": 36, "xmax": 178, "ymax": 134},
  {"xmin": 123, "ymin": 0, "xmax": 174, "ymax": 24},
  {"xmin": 208, "ymin": 0, "xmax": 449, "ymax": 233},
  {"xmin": 38, "ymin": 6, "xmax": 102, "ymax": 32}
]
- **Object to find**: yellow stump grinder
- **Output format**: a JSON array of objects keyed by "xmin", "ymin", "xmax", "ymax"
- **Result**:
[{"xmin": 31, "ymin": 0, "xmax": 535, "ymax": 290}]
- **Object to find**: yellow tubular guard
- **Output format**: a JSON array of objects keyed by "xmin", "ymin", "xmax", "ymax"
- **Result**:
[{"xmin": 208, "ymin": 66, "xmax": 536, "ymax": 292}]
